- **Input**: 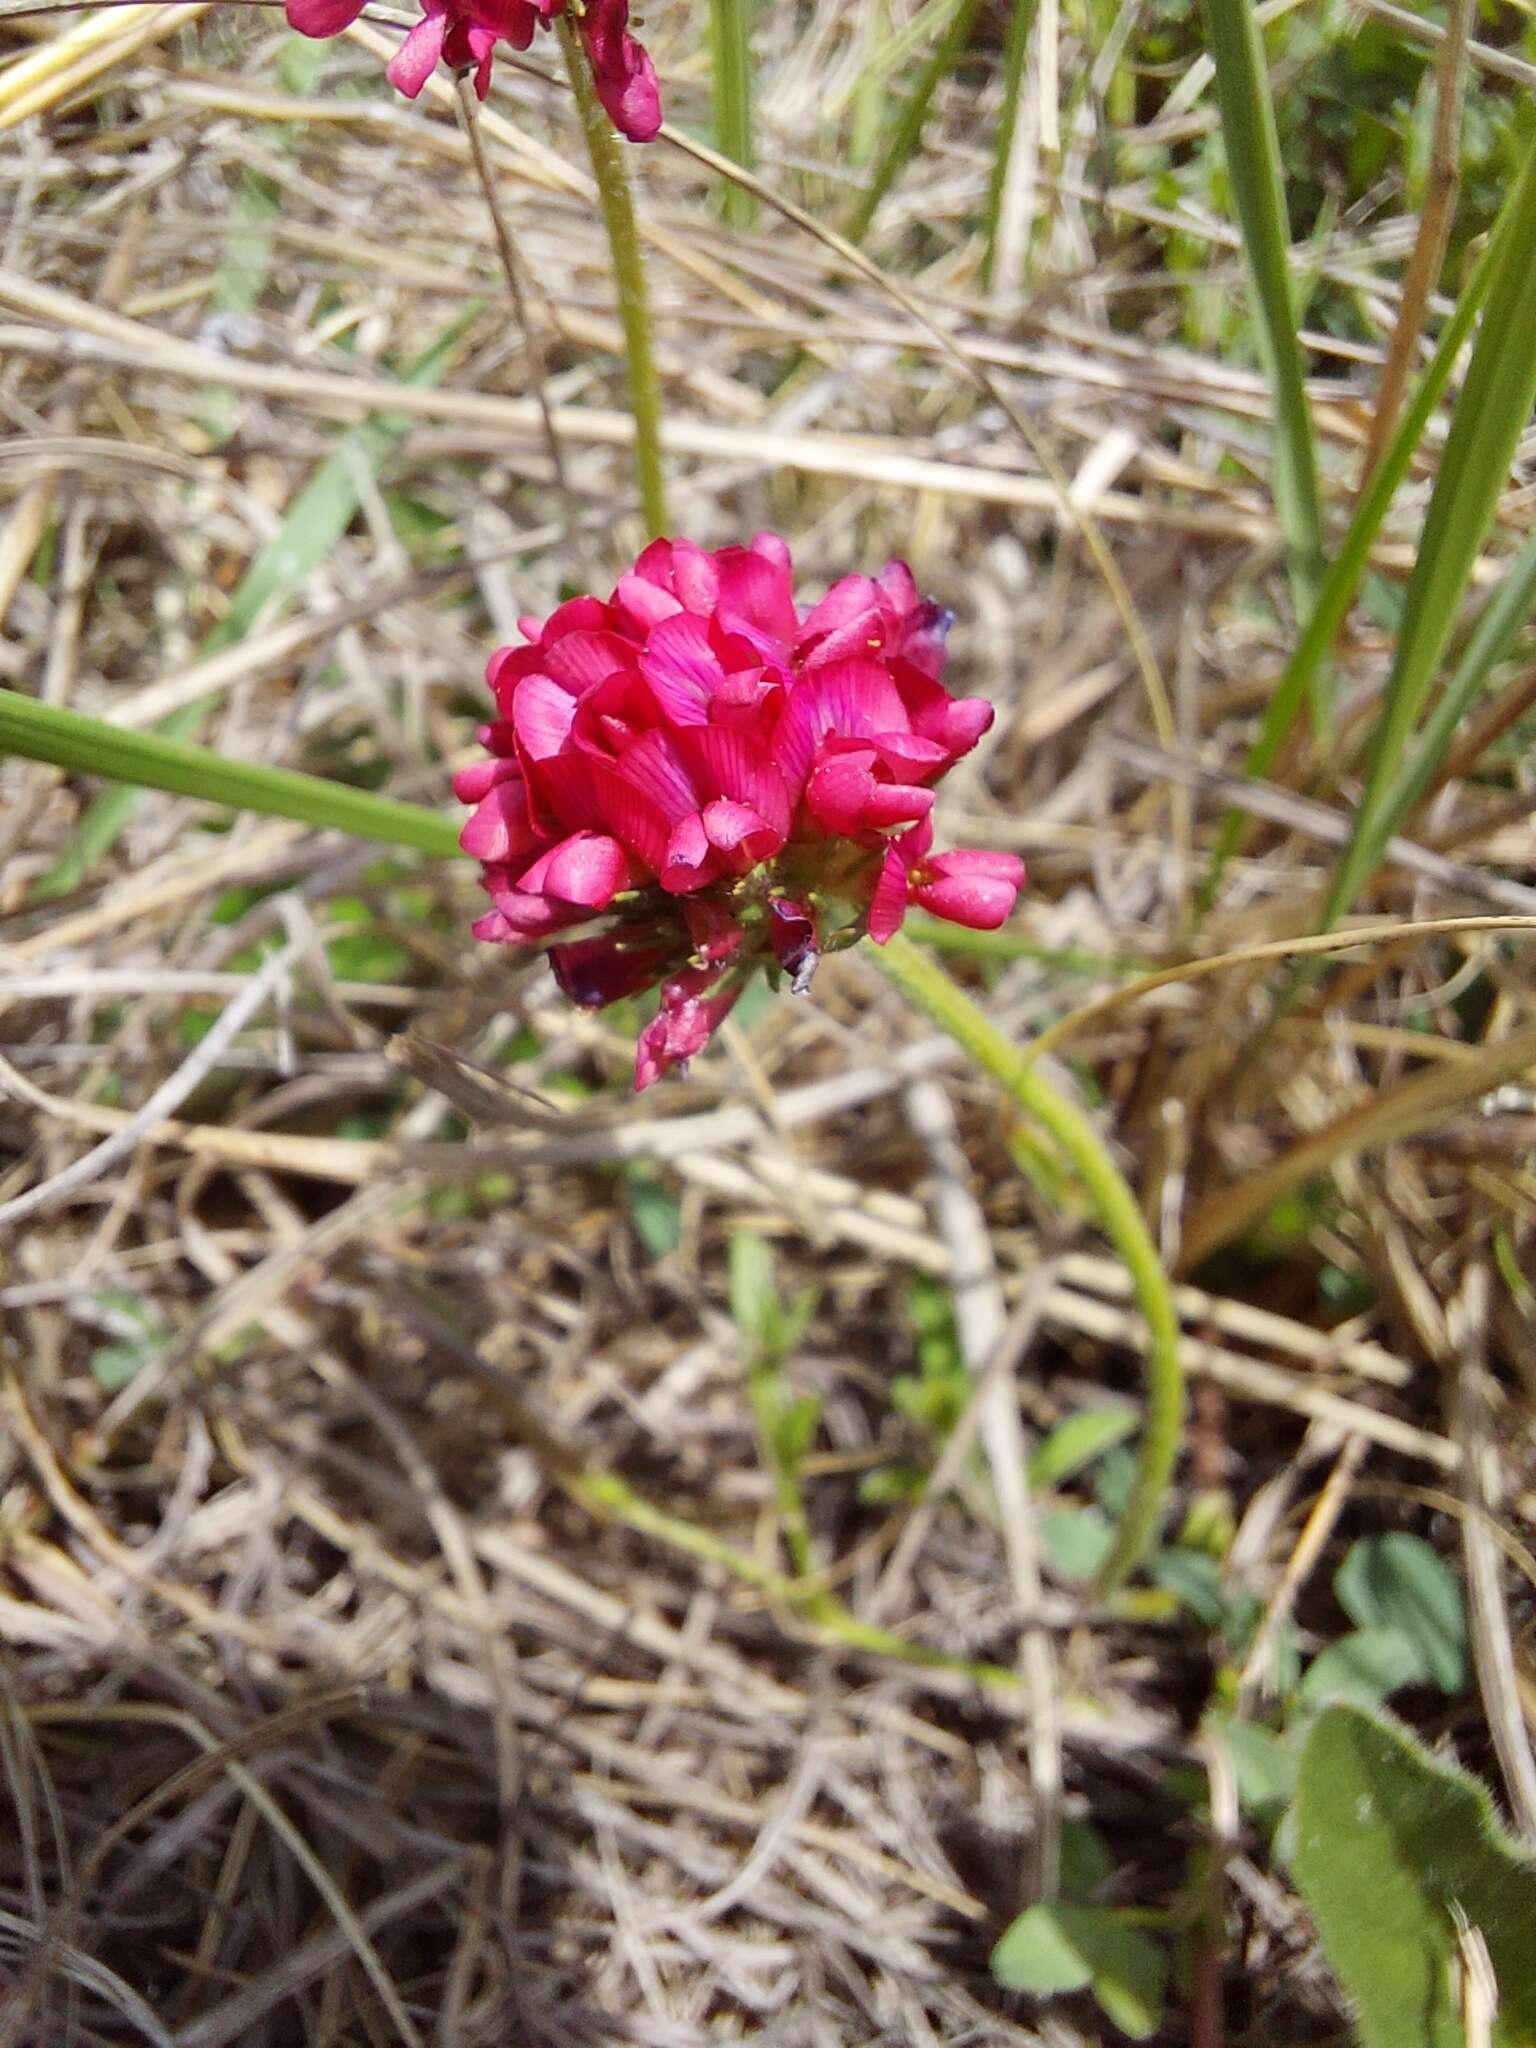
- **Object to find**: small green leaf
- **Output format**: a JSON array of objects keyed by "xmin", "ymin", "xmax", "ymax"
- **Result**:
[
  {"xmin": 990, "ymin": 1904, "xmax": 1093, "ymax": 1995},
  {"xmin": 1334, "ymin": 1535, "xmax": 1468, "ymax": 1694},
  {"xmin": 1300, "ymin": 1627, "xmax": 1426, "ymax": 1711},
  {"xmin": 1206, "ymin": 1712, "xmax": 1296, "ymax": 1824},
  {"xmin": 1291, "ymin": 1703, "xmax": 1536, "ymax": 2048},
  {"xmin": 1038, "ymin": 1506, "xmax": 1114, "ymax": 1582},
  {"xmin": 1058, "ymin": 1818, "xmax": 1116, "ymax": 1900},
  {"xmin": 992, "ymin": 1905, "xmax": 1167, "ymax": 2041},
  {"xmin": 624, "ymin": 1164, "xmax": 680, "ymax": 1258},
  {"xmin": 1149, "ymin": 1548, "xmax": 1226, "ymax": 1626},
  {"xmin": 1028, "ymin": 1405, "xmax": 1138, "ymax": 1490},
  {"xmin": 89, "ymin": 1342, "xmax": 157, "ymax": 1391}
]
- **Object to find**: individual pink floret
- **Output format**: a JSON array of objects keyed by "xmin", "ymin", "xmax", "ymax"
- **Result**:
[
  {"xmin": 456, "ymin": 535, "xmax": 1024, "ymax": 1088},
  {"xmin": 285, "ymin": 0, "xmax": 660, "ymax": 140}
]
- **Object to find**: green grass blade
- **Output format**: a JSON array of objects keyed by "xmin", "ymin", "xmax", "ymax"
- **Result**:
[
  {"xmin": 1319, "ymin": 134, "xmax": 1536, "ymax": 930},
  {"xmin": 981, "ymin": 0, "xmax": 1042, "ymax": 291},
  {"xmin": 1194, "ymin": 158, "xmax": 1518, "ymax": 919},
  {"xmin": 1200, "ymin": 0, "xmax": 1325, "ymax": 634},
  {"xmin": 38, "ymin": 312, "xmax": 476, "ymax": 897},
  {"xmin": 831, "ymin": 0, "xmax": 967, "ymax": 117},
  {"xmin": 0, "ymin": 689, "xmax": 463, "ymax": 858},
  {"xmin": 708, "ymin": 0, "xmax": 755, "ymax": 228},
  {"xmin": 849, "ymin": 0, "xmax": 893, "ymax": 164},
  {"xmin": 1382, "ymin": 531, "xmax": 1536, "ymax": 834},
  {"xmin": 1324, "ymin": 531, "xmax": 1536, "ymax": 925},
  {"xmin": 845, "ymin": 0, "xmax": 984, "ymax": 242}
]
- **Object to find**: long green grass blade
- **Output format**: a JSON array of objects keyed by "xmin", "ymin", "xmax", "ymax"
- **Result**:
[
  {"xmin": 1380, "ymin": 532, "xmax": 1536, "ymax": 840},
  {"xmin": 850, "ymin": 0, "xmax": 893, "ymax": 164},
  {"xmin": 37, "ymin": 313, "xmax": 475, "ymax": 897},
  {"xmin": 831, "ymin": 0, "xmax": 967, "ymax": 117},
  {"xmin": 709, "ymin": 0, "xmax": 755, "ymax": 228},
  {"xmin": 845, "ymin": 0, "xmax": 984, "ymax": 242},
  {"xmin": 981, "ymin": 0, "xmax": 1042, "ymax": 291},
  {"xmin": 1200, "ymin": 0, "xmax": 1325, "ymax": 632},
  {"xmin": 1321, "ymin": 534, "xmax": 1536, "ymax": 928},
  {"xmin": 1194, "ymin": 154, "xmax": 1519, "ymax": 919},
  {"xmin": 1319, "ymin": 135, "xmax": 1536, "ymax": 930},
  {"xmin": 0, "ymin": 688, "xmax": 462, "ymax": 858}
]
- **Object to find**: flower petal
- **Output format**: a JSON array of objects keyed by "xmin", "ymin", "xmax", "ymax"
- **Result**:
[
  {"xmin": 286, "ymin": 0, "xmax": 366, "ymax": 33},
  {"xmin": 639, "ymin": 611, "xmax": 721, "ymax": 725},
  {"xmin": 634, "ymin": 968, "xmax": 745, "ymax": 1089},
  {"xmin": 512, "ymin": 671, "xmax": 580, "ymax": 763},
  {"xmin": 910, "ymin": 850, "xmax": 1026, "ymax": 930},
  {"xmin": 581, "ymin": 0, "xmax": 663, "ymax": 143},
  {"xmin": 615, "ymin": 728, "xmax": 701, "ymax": 823},
  {"xmin": 866, "ymin": 845, "xmax": 910, "ymax": 944},
  {"xmin": 658, "ymin": 811, "xmax": 720, "ymax": 893},
  {"xmin": 536, "ymin": 830, "xmax": 634, "ymax": 908},
  {"xmin": 702, "ymin": 798, "xmax": 778, "ymax": 868},
  {"xmin": 769, "ymin": 897, "xmax": 819, "ymax": 993},
  {"xmin": 673, "ymin": 724, "xmax": 791, "ymax": 839},
  {"xmin": 458, "ymin": 779, "xmax": 539, "ymax": 863},
  {"xmin": 550, "ymin": 931, "xmax": 676, "ymax": 1007},
  {"xmin": 805, "ymin": 753, "xmax": 933, "ymax": 836},
  {"xmin": 385, "ymin": 10, "xmax": 449, "ymax": 97}
]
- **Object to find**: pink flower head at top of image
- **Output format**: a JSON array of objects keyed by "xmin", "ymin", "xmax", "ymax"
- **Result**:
[
  {"xmin": 284, "ymin": 0, "xmax": 661, "ymax": 141},
  {"xmin": 454, "ymin": 535, "xmax": 1025, "ymax": 1089}
]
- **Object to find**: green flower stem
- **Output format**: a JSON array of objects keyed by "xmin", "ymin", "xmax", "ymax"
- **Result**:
[
  {"xmin": 871, "ymin": 930, "xmax": 1184, "ymax": 1595},
  {"xmin": 575, "ymin": 1468, "xmax": 1019, "ymax": 1686},
  {"xmin": 557, "ymin": 12, "xmax": 668, "ymax": 538},
  {"xmin": 0, "ymin": 686, "xmax": 463, "ymax": 859}
]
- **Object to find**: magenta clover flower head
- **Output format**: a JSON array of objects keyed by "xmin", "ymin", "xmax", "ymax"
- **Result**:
[
  {"xmin": 454, "ymin": 534, "xmax": 1026, "ymax": 1089},
  {"xmin": 285, "ymin": 0, "xmax": 661, "ymax": 142}
]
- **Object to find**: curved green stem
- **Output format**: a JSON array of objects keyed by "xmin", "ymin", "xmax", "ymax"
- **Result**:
[
  {"xmin": 871, "ymin": 929, "xmax": 1184, "ymax": 1595},
  {"xmin": 557, "ymin": 13, "xmax": 668, "ymax": 537},
  {"xmin": 572, "ymin": 1468, "xmax": 1020, "ymax": 1687}
]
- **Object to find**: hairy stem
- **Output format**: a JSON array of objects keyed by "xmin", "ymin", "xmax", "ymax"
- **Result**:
[
  {"xmin": 557, "ymin": 13, "xmax": 668, "ymax": 537},
  {"xmin": 870, "ymin": 930, "xmax": 1185, "ymax": 1594}
]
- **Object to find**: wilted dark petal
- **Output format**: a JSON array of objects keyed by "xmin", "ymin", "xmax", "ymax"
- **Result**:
[
  {"xmin": 684, "ymin": 897, "xmax": 746, "ymax": 965},
  {"xmin": 634, "ymin": 968, "xmax": 745, "ymax": 1090},
  {"xmin": 769, "ymin": 897, "xmax": 819, "ymax": 994},
  {"xmin": 550, "ymin": 931, "xmax": 676, "ymax": 1008}
]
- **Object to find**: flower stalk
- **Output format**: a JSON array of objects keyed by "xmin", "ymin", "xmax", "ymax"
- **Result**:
[
  {"xmin": 869, "ymin": 929, "xmax": 1185, "ymax": 1595},
  {"xmin": 557, "ymin": 10, "xmax": 668, "ymax": 537}
]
